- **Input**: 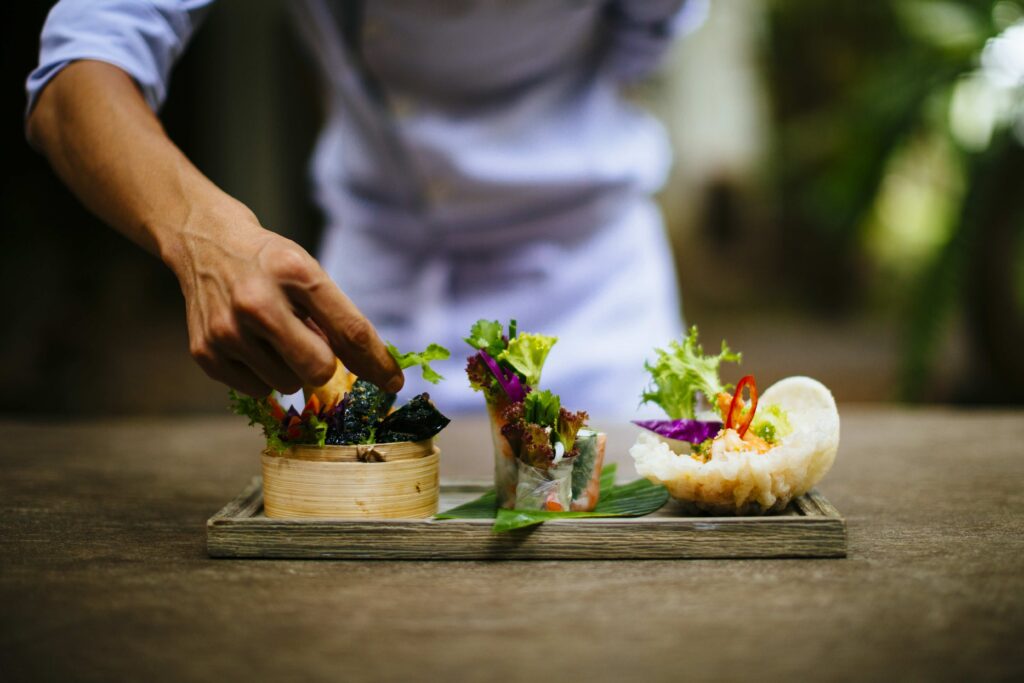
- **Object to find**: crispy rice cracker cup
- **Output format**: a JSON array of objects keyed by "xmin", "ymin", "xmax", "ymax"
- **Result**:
[{"xmin": 630, "ymin": 376, "xmax": 840, "ymax": 515}]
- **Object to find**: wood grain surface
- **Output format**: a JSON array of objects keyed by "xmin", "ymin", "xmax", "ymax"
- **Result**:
[
  {"xmin": 1, "ymin": 407, "xmax": 1022, "ymax": 682},
  {"xmin": 207, "ymin": 480, "xmax": 846, "ymax": 559}
]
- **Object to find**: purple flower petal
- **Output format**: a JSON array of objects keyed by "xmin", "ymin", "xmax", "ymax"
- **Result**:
[{"xmin": 632, "ymin": 419, "xmax": 722, "ymax": 443}]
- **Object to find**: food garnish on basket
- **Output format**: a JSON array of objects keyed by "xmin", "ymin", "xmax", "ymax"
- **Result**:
[{"xmin": 229, "ymin": 343, "xmax": 451, "ymax": 451}]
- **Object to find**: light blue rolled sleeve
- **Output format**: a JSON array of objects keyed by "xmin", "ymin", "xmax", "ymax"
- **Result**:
[
  {"xmin": 603, "ymin": 0, "xmax": 708, "ymax": 81},
  {"xmin": 25, "ymin": 0, "xmax": 215, "ymax": 115}
]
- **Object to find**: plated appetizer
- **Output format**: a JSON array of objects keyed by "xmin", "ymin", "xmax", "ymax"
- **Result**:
[
  {"xmin": 629, "ymin": 327, "xmax": 840, "ymax": 514},
  {"xmin": 464, "ymin": 319, "xmax": 605, "ymax": 511},
  {"xmin": 230, "ymin": 344, "xmax": 451, "ymax": 519}
]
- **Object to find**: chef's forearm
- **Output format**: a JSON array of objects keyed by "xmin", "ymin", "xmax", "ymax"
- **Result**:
[
  {"xmin": 25, "ymin": 59, "xmax": 242, "ymax": 274},
  {"xmin": 26, "ymin": 59, "xmax": 403, "ymax": 394}
]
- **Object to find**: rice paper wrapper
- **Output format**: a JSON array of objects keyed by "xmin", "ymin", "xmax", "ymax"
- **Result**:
[
  {"xmin": 570, "ymin": 430, "xmax": 606, "ymax": 511},
  {"xmin": 486, "ymin": 400, "xmax": 519, "ymax": 509},
  {"xmin": 515, "ymin": 458, "xmax": 575, "ymax": 512}
]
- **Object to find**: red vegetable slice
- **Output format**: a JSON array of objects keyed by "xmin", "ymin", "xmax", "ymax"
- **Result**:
[
  {"xmin": 726, "ymin": 375, "xmax": 759, "ymax": 437},
  {"xmin": 268, "ymin": 397, "xmax": 286, "ymax": 422},
  {"xmin": 302, "ymin": 394, "xmax": 321, "ymax": 417}
]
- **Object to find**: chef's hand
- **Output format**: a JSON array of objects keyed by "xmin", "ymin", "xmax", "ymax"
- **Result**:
[
  {"xmin": 165, "ymin": 202, "xmax": 404, "ymax": 397},
  {"xmin": 27, "ymin": 60, "xmax": 403, "ymax": 397}
]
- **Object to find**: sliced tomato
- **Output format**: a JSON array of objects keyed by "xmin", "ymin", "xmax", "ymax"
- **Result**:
[{"xmin": 726, "ymin": 375, "xmax": 759, "ymax": 437}]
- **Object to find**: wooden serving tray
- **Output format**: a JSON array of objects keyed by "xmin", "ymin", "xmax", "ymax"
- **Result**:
[{"xmin": 207, "ymin": 478, "xmax": 846, "ymax": 560}]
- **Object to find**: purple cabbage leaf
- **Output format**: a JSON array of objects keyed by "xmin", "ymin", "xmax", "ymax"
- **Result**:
[
  {"xmin": 632, "ymin": 419, "xmax": 722, "ymax": 443},
  {"xmin": 478, "ymin": 350, "xmax": 527, "ymax": 403}
]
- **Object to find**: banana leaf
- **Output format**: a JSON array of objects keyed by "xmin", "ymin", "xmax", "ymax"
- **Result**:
[{"xmin": 435, "ymin": 464, "xmax": 669, "ymax": 532}]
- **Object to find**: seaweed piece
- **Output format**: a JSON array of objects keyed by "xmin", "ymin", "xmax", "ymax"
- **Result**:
[
  {"xmin": 338, "ymin": 379, "xmax": 396, "ymax": 444},
  {"xmin": 322, "ymin": 397, "xmax": 349, "ymax": 445},
  {"xmin": 376, "ymin": 393, "xmax": 451, "ymax": 443}
]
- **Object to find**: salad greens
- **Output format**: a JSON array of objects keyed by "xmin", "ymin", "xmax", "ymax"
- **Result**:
[
  {"xmin": 500, "ymin": 390, "xmax": 588, "ymax": 469},
  {"xmin": 498, "ymin": 333, "xmax": 557, "ymax": 388},
  {"xmin": 635, "ymin": 326, "xmax": 795, "ymax": 453},
  {"xmin": 523, "ymin": 389, "xmax": 560, "ymax": 427},
  {"xmin": 464, "ymin": 319, "xmax": 557, "ymax": 404},
  {"xmin": 640, "ymin": 325, "xmax": 741, "ymax": 420}
]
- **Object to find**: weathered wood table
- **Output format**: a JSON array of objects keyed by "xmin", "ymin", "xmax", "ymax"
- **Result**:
[{"xmin": 1, "ymin": 408, "xmax": 1021, "ymax": 682}]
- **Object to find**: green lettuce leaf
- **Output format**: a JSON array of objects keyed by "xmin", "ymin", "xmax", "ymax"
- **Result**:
[
  {"xmin": 523, "ymin": 389, "xmax": 560, "ymax": 427},
  {"xmin": 641, "ymin": 326, "xmax": 742, "ymax": 420},
  {"xmin": 387, "ymin": 342, "xmax": 450, "ymax": 384},
  {"xmin": 498, "ymin": 332, "xmax": 557, "ymax": 387}
]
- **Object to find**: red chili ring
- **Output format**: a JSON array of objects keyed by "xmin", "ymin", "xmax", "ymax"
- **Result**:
[{"xmin": 726, "ymin": 375, "xmax": 759, "ymax": 437}]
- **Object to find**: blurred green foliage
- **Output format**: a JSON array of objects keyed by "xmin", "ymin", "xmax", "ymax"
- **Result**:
[{"xmin": 765, "ymin": 0, "xmax": 1024, "ymax": 401}]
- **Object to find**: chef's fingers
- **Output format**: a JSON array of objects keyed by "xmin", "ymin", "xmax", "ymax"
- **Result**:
[
  {"xmin": 287, "ymin": 275, "xmax": 403, "ymax": 393},
  {"xmin": 235, "ymin": 297, "xmax": 338, "ymax": 388},
  {"xmin": 192, "ymin": 350, "xmax": 271, "ymax": 398},
  {"xmin": 302, "ymin": 317, "xmax": 330, "ymax": 344},
  {"xmin": 224, "ymin": 334, "xmax": 305, "ymax": 395}
]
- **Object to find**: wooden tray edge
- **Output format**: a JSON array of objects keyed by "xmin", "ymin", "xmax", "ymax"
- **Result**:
[{"xmin": 206, "ymin": 478, "xmax": 847, "ymax": 560}]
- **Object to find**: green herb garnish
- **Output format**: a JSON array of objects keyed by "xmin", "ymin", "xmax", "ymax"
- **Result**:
[
  {"xmin": 641, "ymin": 325, "xmax": 742, "ymax": 420},
  {"xmin": 229, "ymin": 390, "xmax": 288, "ymax": 453},
  {"xmin": 386, "ymin": 342, "xmax": 450, "ymax": 384}
]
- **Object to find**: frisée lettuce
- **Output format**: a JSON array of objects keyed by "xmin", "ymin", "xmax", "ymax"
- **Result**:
[{"xmin": 640, "ymin": 326, "xmax": 741, "ymax": 420}]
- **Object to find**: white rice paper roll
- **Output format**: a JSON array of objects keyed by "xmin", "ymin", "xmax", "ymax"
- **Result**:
[{"xmin": 515, "ymin": 458, "xmax": 575, "ymax": 511}]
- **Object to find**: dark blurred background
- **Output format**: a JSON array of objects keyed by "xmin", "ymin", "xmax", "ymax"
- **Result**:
[{"xmin": 2, "ymin": 0, "xmax": 1022, "ymax": 415}]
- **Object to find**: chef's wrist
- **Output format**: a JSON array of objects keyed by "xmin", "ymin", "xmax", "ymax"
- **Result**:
[{"xmin": 157, "ymin": 190, "xmax": 263, "ymax": 280}]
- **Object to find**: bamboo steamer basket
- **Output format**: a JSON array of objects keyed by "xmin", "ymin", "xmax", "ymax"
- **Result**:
[{"xmin": 261, "ymin": 440, "xmax": 439, "ymax": 519}]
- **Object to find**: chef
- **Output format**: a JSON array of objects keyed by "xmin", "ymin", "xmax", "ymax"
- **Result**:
[{"xmin": 26, "ymin": 0, "xmax": 700, "ymax": 415}]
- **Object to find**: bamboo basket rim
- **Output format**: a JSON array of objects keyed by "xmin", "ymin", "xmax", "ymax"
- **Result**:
[{"xmin": 263, "ymin": 439, "xmax": 436, "ymax": 463}]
